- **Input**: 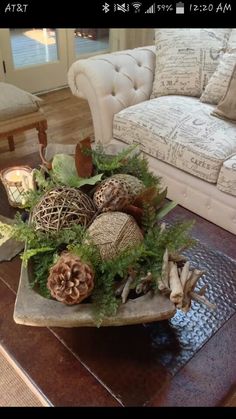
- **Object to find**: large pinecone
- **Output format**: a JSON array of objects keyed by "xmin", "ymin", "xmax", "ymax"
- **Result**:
[{"xmin": 47, "ymin": 252, "xmax": 94, "ymax": 305}]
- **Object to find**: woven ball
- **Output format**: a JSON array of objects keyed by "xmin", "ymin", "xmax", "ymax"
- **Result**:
[
  {"xmin": 93, "ymin": 174, "xmax": 144, "ymax": 211},
  {"xmin": 32, "ymin": 187, "xmax": 96, "ymax": 232},
  {"xmin": 87, "ymin": 211, "xmax": 143, "ymax": 260}
]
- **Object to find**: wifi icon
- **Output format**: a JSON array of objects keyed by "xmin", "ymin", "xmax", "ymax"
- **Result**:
[{"xmin": 132, "ymin": 2, "xmax": 142, "ymax": 12}]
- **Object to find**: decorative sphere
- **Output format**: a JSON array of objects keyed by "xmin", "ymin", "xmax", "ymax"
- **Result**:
[
  {"xmin": 93, "ymin": 174, "xmax": 144, "ymax": 211},
  {"xmin": 32, "ymin": 187, "xmax": 96, "ymax": 232},
  {"xmin": 87, "ymin": 211, "xmax": 143, "ymax": 260}
]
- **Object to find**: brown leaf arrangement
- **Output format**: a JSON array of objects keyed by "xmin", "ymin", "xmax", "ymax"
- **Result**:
[
  {"xmin": 122, "ymin": 204, "xmax": 144, "ymax": 226},
  {"xmin": 47, "ymin": 251, "xmax": 94, "ymax": 305},
  {"xmin": 123, "ymin": 186, "xmax": 168, "ymax": 227},
  {"xmin": 75, "ymin": 137, "xmax": 93, "ymax": 178}
]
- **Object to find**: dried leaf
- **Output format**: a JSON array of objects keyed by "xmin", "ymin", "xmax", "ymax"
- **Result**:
[
  {"xmin": 133, "ymin": 186, "xmax": 157, "ymax": 207},
  {"xmin": 123, "ymin": 204, "xmax": 144, "ymax": 226},
  {"xmin": 75, "ymin": 137, "xmax": 93, "ymax": 178}
]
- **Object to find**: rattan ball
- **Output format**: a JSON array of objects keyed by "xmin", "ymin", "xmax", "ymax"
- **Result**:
[
  {"xmin": 32, "ymin": 187, "xmax": 96, "ymax": 232},
  {"xmin": 87, "ymin": 211, "xmax": 143, "ymax": 260}
]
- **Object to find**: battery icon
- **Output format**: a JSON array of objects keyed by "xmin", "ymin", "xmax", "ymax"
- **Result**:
[{"xmin": 176, "ymin": 2, "xmax": 184, "ymax": 14}]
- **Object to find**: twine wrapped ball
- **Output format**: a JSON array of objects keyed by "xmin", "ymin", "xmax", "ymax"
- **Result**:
[
  {"xmin": 87, "ymin": 211, "xmax": 143, "ymax": 260},
  {"xmin": 93, "ymin": 174, "xmax": 144, "ymax": 211},
  {"xmin": 32, "ymin": 187, "xmax": 95, "ymax": 232}
]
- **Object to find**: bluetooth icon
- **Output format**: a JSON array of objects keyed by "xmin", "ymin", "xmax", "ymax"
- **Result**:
[{"xmin": 102, "ymin": 2, "xmax": 110, "ymax": 13}]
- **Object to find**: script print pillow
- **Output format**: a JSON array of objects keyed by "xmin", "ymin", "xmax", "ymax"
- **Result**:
[
  {"xmin": 152, "ymin": 29, "xmax": 231, "ymax": 98},
  {"xmin": 200, "ymin": 51, "xmax": 236, "ymax": 104},
  {"xmin": 227, "ymin": 28, "xmax": 236, "ymax": 49},
  {"xmin": 212, "ymin": 64, "xmax": 236, "ymax": 123}
]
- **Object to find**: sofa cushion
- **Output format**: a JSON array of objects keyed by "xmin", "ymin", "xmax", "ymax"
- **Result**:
[
  {"xmin": 151, "ymin": 29, "xmax": 231, "ymax": 99},
  {"xmin": 113, "ymin": 96, "xmax": 236, "ymax": 183},
  {"xmin": 228, "ymin": 28, "xmax": 236, "ymax": 49},
  {"xmin": 200, "ymin": 51, "xmax": 236, "ymax": 105},
  {"xmin": 212, "ymin": 64, "xmax": 236, "ymax": 123},
  {"xmin": 217, "ymin": 154, "xmax": 236, "ymax": 196},
  {"xmin": 0, "ymin": 82, "xmax": 41, "ymax": 121}
]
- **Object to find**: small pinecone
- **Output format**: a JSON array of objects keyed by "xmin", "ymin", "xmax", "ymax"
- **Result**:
[{"xmin": 47, "ymin": 252, "xmax": 94, "ymax": 305}]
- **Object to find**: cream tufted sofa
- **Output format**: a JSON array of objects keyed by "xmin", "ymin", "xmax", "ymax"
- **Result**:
[{"xmin": 68, "ymin": 46, "xmax": 236, "ymax": 234}]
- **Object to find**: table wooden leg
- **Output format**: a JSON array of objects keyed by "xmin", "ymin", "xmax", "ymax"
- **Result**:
[
  {"xmin": 36, "ymin": 120, "xmax": 48, "ymax": 147},
  {"xmin": 7, "ymin": 135, "xmax": 15, "ymax": 151}
]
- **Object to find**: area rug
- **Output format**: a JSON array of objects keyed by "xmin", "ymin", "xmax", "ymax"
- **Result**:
[{"xmin": 0, "ymin": 347, "xmax": 46, "ymax": 407}]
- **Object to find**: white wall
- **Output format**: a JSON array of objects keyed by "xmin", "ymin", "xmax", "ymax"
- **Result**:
[
  {"xmin": 0, "ymin": 47, "xmax": 5, "ymax": 81},
  {"xmin": 124, "ymin": 29, "xmax": 155, "ymax": 49},
  {"xmin": 110, "ymin": 29, "xmax": 154, "ymax": 52}
]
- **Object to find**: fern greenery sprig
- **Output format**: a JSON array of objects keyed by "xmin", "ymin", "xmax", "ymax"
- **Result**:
[
  {"xmin": 120, "ymin": 153, "xmax": 161, "ymax": 188},
  {"xmin": 91, "ymin": 144, "xmax": 138, "ymax": 174},
  {"xmin": 91, "ymin": 143, "xmax": 161, "ymax": 188}
]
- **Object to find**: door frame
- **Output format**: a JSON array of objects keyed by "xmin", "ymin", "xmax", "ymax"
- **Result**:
[
  {"xmin": 0, "ymin": 28, "xmax": 122, "ymax": 93},
  {"xmin": 67, "ymin": 28, "xmax": 116, "ymax": 68},
  {"xmin": 0, "ymin": 28, "xmax": 68, "ymax": 93}
]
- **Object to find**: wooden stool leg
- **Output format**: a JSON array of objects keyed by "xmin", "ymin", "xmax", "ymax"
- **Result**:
[
  {"xmin": 7, "ymin": 135, "xmax": 15, "ymax": 151},
  {"xmin": 36, "ymin": 120, "xmax": 48, "ymax": 147}
]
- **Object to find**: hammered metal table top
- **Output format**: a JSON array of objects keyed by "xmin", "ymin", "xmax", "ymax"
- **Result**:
[{"xmin": 50, "ymin": 242, "xmax": 236, "ymax": 405}]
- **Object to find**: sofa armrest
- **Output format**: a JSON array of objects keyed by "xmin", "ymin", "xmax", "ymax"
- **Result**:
[{"xmin": 68, "ymin": 46, "xmax": 156, "ymax": 145}]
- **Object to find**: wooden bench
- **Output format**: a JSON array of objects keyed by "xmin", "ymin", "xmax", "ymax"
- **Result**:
[{"xmin": 0, "ymin": 109, "xmax": 47, "ymax": 151}]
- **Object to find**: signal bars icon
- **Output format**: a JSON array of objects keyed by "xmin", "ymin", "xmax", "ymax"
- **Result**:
[{"xmin": 145, "ymin": 3, "xmax": 155, "ymax": 13}]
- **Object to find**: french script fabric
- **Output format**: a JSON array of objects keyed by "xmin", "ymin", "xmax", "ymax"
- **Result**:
[
  {"xmin": 228, "ymin": 28, "xmax": 236, "ymax": 49},
  {"xmin": 200, "ymin": 52, "xmax": 236, "ymax": 104},
  {"xmin": 151, "ymin": 29, "xmax": 231, "ymax": 99},
  {"xmin": 211, "ymin": 65, "xmax": 236, "ymax": 123},
  {"xmin": 217, "ymin": 154, "xmax": 236, "ymax": 196},
  {"xmin": 113, "ymin": 96, "xmax": 236, "ymax": 183}
]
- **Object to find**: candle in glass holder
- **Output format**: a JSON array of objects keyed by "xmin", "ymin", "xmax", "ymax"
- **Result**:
[{"xmin": 0, "ymin": 166, "xmax": 34, "ymax": 207}]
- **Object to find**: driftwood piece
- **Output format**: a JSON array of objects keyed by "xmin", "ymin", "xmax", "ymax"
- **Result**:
[
  {"xmin": 169, "ymin": 253, "xmax": 187, "ymax": 263},
  {"xmin": 115, "ymin": 278, "xmax": 128, "ymax": 296},
  {"xmin": 181, "ymin": 269, "xmax": 205, "ymax": 312},
  {"xmin": 169, "ymin": 262, "xmax": 183, "ymax": 305},
  {"xmin": 159, "ymin": 222, "xmax": 166, "ymax": 234},
  {"xmin": 136, "ymin": 272, "xmax": 152, "ymax": 294},
  {"xmin": 158, "ymin": 248, "xmax": 169, "ymax": 291},
  {"xmin": 190, "ymin": 291, "xmax": 216, "ymax": 310},
  {"xmin": 121, "ymin": 275, "xmax": 135, "ymax": 304},
  {"xmin": 180, "ymin": 261, "xmax": 190, "ymax": 289}
]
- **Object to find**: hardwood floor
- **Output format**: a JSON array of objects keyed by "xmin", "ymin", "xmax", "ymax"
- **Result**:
[{"xmin": 0, "ymin": 87, "xmax": 94, "ymax": 162}]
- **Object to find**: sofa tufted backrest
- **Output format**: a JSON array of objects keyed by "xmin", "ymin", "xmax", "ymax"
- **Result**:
[{"xmin": 68, "ymin": 46, "xmax": 156, "ymax": 144}]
